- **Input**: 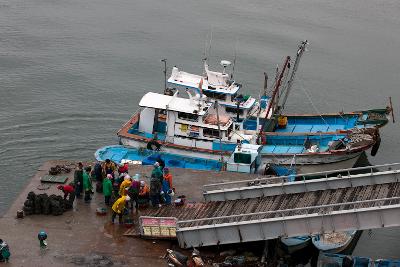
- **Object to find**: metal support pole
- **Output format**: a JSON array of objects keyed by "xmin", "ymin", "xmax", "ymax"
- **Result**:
[
  {"xmin": 215, "ymin": 100, "xmax": 224, "ymax": 164},
  {"xmin": 161, "ymin": 59, "xmax": 167, "ymax": 94}
]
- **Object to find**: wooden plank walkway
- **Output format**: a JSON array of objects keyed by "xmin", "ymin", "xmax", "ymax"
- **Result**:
[{"xmin": 141, "ymin": 183, "xmax": 400, "ymax": 227}]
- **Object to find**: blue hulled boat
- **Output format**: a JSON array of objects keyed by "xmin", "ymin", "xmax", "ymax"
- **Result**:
[
  {"xmin": 318, "ymin": 253, "xmax": 373, "ymax": 267},
  {"xmin": 374, "ymin": 259, "xmax": 400, "ymax": 267},
  {"xmin": 280, "ymin": 235, "xmax": 311, "ymax": 253}
]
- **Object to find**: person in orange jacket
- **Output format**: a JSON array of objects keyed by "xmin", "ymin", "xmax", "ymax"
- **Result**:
[
  {"xmin": 138, "ymin": 180, "xmax": 150, "ymax": 205},
  {"xmin": 163, "ymin": 167, "xmax": 173, "ymax": 189}
]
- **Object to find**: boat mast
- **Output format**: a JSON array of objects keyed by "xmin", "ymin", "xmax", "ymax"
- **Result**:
[
  {"xmin": 231, "ymin": 40, "xmax": 237, "ymax": 80},
  {"xmin": 257, "ymin": 56, "xmax": 291, "ymax": 142},
  {"xmin": 280, "ymin": 40, "xmax": 308, "ymax": 111},
  {"xmin": 161, "ymin": 59, "xmax": 167, "ymax": 94}
]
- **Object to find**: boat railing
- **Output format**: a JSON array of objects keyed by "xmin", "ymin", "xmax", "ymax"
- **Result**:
[
  {"xmin": 203, "ymin": 162, "xmax": 400, "ymax": 192},
  {"xmin": 177, "ymin": 196, "xmax": 400, "ymax": 228},
  {"xmin": 117, "ymin": 108, "xmax": 142, "ymax": 134}
]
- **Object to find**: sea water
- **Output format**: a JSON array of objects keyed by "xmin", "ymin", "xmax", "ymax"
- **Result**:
[{"xmin": 0, "ymin": 0, "xmax": 399, "ymax": 259}]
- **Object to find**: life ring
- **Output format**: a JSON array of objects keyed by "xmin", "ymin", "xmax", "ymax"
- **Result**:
[
  {"xmin": 147, "ymin": 140, "xmax": 161, "ymax": 151},
  {"xmin": 371, "ymin": 135, "xmax": 381, "ymax": 157}
]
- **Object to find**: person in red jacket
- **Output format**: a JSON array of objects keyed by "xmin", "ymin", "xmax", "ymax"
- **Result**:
[
  {"xmin": 57, "ymin": 184, "xmax": 75, "ymax": 200},
  {"xmin": 118, "ymin": 163, "xmax": 129, "ymax": 176}
]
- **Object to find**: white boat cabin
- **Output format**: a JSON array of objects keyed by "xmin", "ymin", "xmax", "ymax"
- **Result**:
[
  {"xmin": 226, "ymin": 143, "xmax": 262, "ymax": 173},
  {"xmin": 167, "ymin": 61, "xmax": 258, "ymax": 121},
  {"xmin": 137, "ymin": 92, "xmax": 254, "ymax": 151}
]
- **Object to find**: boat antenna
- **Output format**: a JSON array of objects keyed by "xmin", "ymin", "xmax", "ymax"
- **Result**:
[
  {"xmin": 161, "ymin": 59, "xmax": 167, "ymax": 94},
  {"xmin": 280, "ymin": 40, "xmax": 308, "ymax": 111},
  {"xmin": 203, "ymin": 33, "xmax": 208, "ymax": 61},
  {"xmin": 231, "ymin": 39, "xmax": 238, "ymax": 80},
  {"xmin": 263, "ymin": 72, "xmax": 268, "ymax": 97},
  {"xmin": 207, "ymin": 28, "xmax": 213, "ymax": 61},
  {"xmin": 389, "ymin": 96, "xmax": 395, "ymax": 123}
]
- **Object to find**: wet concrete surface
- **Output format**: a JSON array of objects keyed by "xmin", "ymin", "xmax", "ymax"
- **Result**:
[{"xmin": 0, "ymin": 160, "xmax": 253, "ymax": 266}]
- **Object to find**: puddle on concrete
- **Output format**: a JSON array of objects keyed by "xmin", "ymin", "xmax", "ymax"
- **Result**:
[{"xmin": 55, "ymin": 253, "xmax": 127, "ymax": 267}]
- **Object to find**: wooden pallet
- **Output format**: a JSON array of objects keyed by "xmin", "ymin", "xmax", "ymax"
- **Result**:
[{"xmin": 40, "ymin": 175, "xmax": 69, "ymax": 184}]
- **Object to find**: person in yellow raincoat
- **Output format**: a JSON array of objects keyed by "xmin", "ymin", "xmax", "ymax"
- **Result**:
[
  {"xmin": 111, "ymin": 195, "xmax": 130, "ymax": 224},
  {"xmin": 118, "ymin": 175, "xmax": 132, "ymax": 196}
]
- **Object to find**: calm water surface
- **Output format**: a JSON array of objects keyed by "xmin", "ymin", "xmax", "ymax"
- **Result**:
[{"xmin": 0, "ymin": 0, "xmax": 399, "ymax": 259}]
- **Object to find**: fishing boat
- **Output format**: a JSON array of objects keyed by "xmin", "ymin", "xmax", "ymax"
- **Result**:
[
  {"xmin": 318, "ymin": 253, "xmax": 373, "ymax": 267},
  {"xmin": 117, "ymin": 90, "xmax": 254, "ymax": 161},
  {"xmin": 280, "ymin": 236, "xmax": 311, "ymax": 254},
  {"xmin": 374, "ymin": 259, "xmax": 400, "ymax": 267},
  {"xmin": 165, "ymin": 41, "xmax": 391, "ymax": 135},
  {"xmin": 312, "ymin": 230, "xmax": 359, "ymax": 254},
  {"xmin": 258, "ymin": 129, "xmax": 378, "ymax": 174},
  {"xmin": 117, "ymin": 90, "xmax": 378, "ymax": 174}
]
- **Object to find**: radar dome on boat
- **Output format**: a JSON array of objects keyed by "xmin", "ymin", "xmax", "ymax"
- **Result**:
[{"xmin": 220, "ymin": 60, "xmax": 232, "ymax": 67}]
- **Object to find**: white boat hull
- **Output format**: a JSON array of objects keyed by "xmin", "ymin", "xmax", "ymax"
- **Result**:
[
  {"xmin": 121, "ymin": 136, "xmax": 363, "ymax": 174},
  {"xmin": 261, "ymin": 152, "xmax": 362, "ymax": 174},
  {"xmin": 119, "ymin": 136, "xmax": 224, "ymax": 161}
]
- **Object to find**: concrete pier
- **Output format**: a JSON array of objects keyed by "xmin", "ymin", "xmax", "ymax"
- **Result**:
[{"xmin": 0, "ymin": 160, "xmax": 252, "ymax": 266}]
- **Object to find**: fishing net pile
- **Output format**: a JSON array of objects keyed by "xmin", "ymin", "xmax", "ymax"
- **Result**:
[
  {"xmin": 203, "ymin": 103, "xmax": 231, "ymax": 126},
  {"xmin": 321, "ymin": 232, "xmax": 349, "ymax": 244},
  {"xmin": 23, "ymin": 191, "xmax": 73, "ymax": 216},
  {"xmin": 48, "ymin": 165, "xmax": 71, "ymax": 175}
]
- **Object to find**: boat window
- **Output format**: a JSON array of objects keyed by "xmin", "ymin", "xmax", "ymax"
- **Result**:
[
  {"xmin": 203, "ymin": 128, "xmax": 221, "ymax": 138},
  {"xmin": 231, "ymin": 93, "xmax": 237, "ymax": 101},
  {"xmin": 178, "ymin": 112, "xmax": 198, "ymax": 122},
  {"xmin": 234, "ymin": 153, "xmax": 251, "ymax": 164},
  {"xmin": 203, "ymin": 90, "xmax": 226, "ymax": 100},
  {"xmin": 227, "ymin": 124, "xmax": 233, "ymax": 137},
  {"xmin": 225, "ymin": 107, "xmax": 244, "ymax": 115}
]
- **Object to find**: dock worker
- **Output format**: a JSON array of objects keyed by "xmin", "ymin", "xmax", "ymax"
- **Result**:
[
  {"xmin": 57, "ymin": 184, "xmax": 75, "ymax": 200},
  {"xmin": 118, "ymin": 162, "xmax": 129, "ymax": 176},
  {"xmin": 150, "ymin": 172, "xmax": 162, "ymax": 208},
  {"xmin": 155, "ymin": 155, "xmax": 165, "ymax": 171},
  {"xmin": 127, "ymin": 174, "xmax": 140, "ymax": 209},
  {"xmin": 103, "ymin": 174, "xmax": 113, "ymax": 206},
  {"xmin": 138, "ymin": 180, "xmax": 150, "ymax": 206},
  {"xmin": 119, "ymin": 175, "xmax": 132, "ymax": 197},
  {"xmin": 82, "ymin": 166, "xmax": 93, "ymax": 203},
  {"xmin": 163, "ymin": 167, "xmax": 173, "ymax": 189},
  {"xmin": 162, "ymin": 168, "xmax": 173, "ymax": 204},
  {"xmin": 0, "ymin": 239, "xmax": 10, "ymax": 263},
  {"xmin": 103, "ymin": 159, "xmax": 116, "ymax": 178},
  {"xmin": 151, "ymin": 162, "xmax": 163, "ymax": 183},
  {"xmin": 93, "ymin": 161, "xmax": 103, "ymax": 193},
  {"xmin": 111, "ymin": 195, "xmax": 130, "ymax": 224},
  {"xmin": 73, "ymin": 162, "xmax": 84, "ymax": 198}
]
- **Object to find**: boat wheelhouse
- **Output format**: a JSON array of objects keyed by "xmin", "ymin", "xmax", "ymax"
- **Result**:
[
  {"xmin": 117, "ymin": 91, "xmax": 255, "ymax": 161},
  {"xmin": 167, "ymin": 61, "xmax": 258, "ymax": 122}
]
